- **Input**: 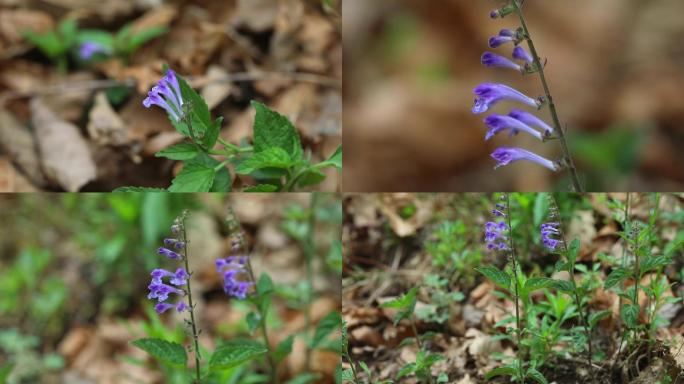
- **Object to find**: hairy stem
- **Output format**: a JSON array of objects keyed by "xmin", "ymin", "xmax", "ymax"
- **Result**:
[
  {"xmin": 512, "ymin": 0, "xmax": 583, "ymax": 192},
  {"xmin": 504, "ymin": 194, "xmax": 524, "ymax": 384},
  {"xmin": 180, "ymin": 220, "xmax": 202, "ymax": 383}
]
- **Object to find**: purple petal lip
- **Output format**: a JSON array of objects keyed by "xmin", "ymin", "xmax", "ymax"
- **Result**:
[
  {"xmin": 483, "ymin": 114, "xmax": 543, "ymax": 141},
  {"xmin": 472, "ymin": 83, "xmax": 539, "ymax": 114},
  {"xmin": 142, "ymin": 69, "xmax": 185, "ymax": 122},
  {"xmin": 512, "ymin": 46, "xmax": 534, "ymax": 63},
  {"xmin": 491, "ymin": 147, "xmax": 558, "ymax": 171},
  {"xmin": 488, "ymin": 35, "xmax": 514, "ymax": 48},
  {"xmin": 508, "ymin": 108, "xmax": 554, "ymax": 135},
  {"xmin": 481, "ymin": 52, "xmax": 521, "ymax": 71}
]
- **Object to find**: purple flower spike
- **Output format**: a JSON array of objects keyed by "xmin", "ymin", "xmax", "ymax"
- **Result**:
[
  {"xmin": 472, "ymin": 83, "xmax": 539, "ymax": 114},
  {"xmin": 78, "ymin": 42, "xmax": 110, "ymax": 60},
  {"xmin": 154, "ymin": 303, "xmax": 175, "ymax": 314},
  {"xmin": 508, "ymin": 109, "xmax": 554, "ymax": 136},
  {"xmin": 541, "ymin": 222, "xmax": 562, "ymax": 250},
  {"xmin": 151, "ymin": 268, "xmax": 174, "ymax": 284},
  {"xmin": 216, "ymin": 255, "xmax": 252, "ymax": 300},
  {"xmin": 170, "ymin": 268, "xmax": 189, "ymax": 286},
  {"xmin": 484, "ymin": 221, "xmax": 509, "ymax": 250},
  {"xmin": 157, "ymin": 247, "xmax": 181, "ymax": 260},
  {"xmin": 142, "ymin": 69, "xmax": 185, "ymax": 122},
  {"xmin": 481, "ymin": 52, "xmax": 521, "ymax": 72},
  {"xmin": 512, "ymin": 46, "xmax": 534, "ymax": 63},
  {"xmin": 491, "ymin": 147, "xmax": 559, "ymax": 171},
  {"xmin": 483, "ymin": 114, "xmax": 543, "ymax": 141},
  {"xmin": 148, "ymin": 282, "xmax": 184, "ymax": 302}
]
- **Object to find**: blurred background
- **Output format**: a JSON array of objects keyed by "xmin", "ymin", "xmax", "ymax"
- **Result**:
[
  {"xmin": 0, "ymin": 0, "xmax": 341, "ymax": 191},
  {"xmin": 0, "ymin": 193, "xmax": 341, "ymax": 383},
  {"xmin": 343, "ymin": 0, "xmax": 684, "ymax": 191}
]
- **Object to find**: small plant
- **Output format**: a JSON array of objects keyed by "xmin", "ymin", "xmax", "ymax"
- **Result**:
[
  {"xmin": 425, "ymin": 219, "xmax": 482, "ymax": 287},
  {"xmin": 415, "ymin": 273, "xmax": 464, "ymax": 324},
  {"xmin": 23, "ymin": 19, "xmax": 166, "ymax": 72},
  {"xmin": 380, "ymin": 287, "xmax": 446, "ymax": 383},
  {"xmin": 473, "ymin": 0, "xmax": 583, "ymax": 192},
  {"xmin": 116, "ymin": 68, "xmax": 341, "ymax": 192}
]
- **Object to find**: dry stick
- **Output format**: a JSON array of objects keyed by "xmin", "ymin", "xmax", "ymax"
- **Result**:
[
  {"xmin": 504, "ymin": 194, "xmax": 524, "ymax": 384},
  {"xmin": 549, "ymin": 196, "xmax": 593, "ymax": 373},
  {"xmin": 0, "ymin": 71, "xmax": 340, "ymax": 103},
  {"xmin": 511, "ymin": 0, "xmax": 583, "ymax": 192},
  {"xmin": 180, "ymin": 215, "xmax": 202, "ymax": 384}
]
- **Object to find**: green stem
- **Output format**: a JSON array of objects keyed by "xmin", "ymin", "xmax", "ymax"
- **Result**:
[
  {"xmin": 218, "ymin": 137, "xmax": 253, "ymax": 153},
  {"xmin": 303, "ymin": 193, "xmax": 319, "ymax": 371},
  {"xmin": 181, "ymin": 219, "xmax": 202, "ymax": 383},
  {"xmin": 504, "ymin": 194, "xmax": 524, "ymax": 384},
  {"xmin": 245, "ymin": 260, "xmax": 278, "ymax": 384},
  {"xmin": 511, "ymin": 0, "xmax": 583, "ymax": 192},
  {"xmin": 614, "ymin": 193, "xmax": 631, "ymax": 364}
]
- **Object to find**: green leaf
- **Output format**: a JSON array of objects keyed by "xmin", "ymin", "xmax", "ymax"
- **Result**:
[
  {"xmin": 251, "ymin": 101, "xmax": 303, "ymax": 159},
  {"xmin": 0, "ymin": 362, "xmax": 14, "ymax": 383},
  {"xmin": 168, "ymin": 161, "xmax": 215, "ymax": 192},
  {"xmin": 274, "ymin": 334, "xmax": 295, "ymax": 363},
  {"xmin": 58, "ymin": 19, "xmax": 77, "ymax": 46},
  {"xmin": 524, "ymin": 277, "xmax": 555, "ymax": 293},
  {"xmin": 526, "ymin": 368, "xmax": 548, "ymax": 384},
  {"xmin": 236, "ymin": 147, "xmax": 293, "ymax": 174},
  {"xmin": 244, "ymin": 184, "xmax": 279, "ymax": 192},
  {"xmin": 316, "ymin": 145, "xmax": 342, "ymax": 169},
  {"xmin": 296, "ymin": 168, "xmax": 327, "ymax": 188},
  {"xmin": 533, "ymin": 193, "xmax": 549, "ymax": 227},
  {"xmin": 475, "ymin": 266, "xmax": 511, "ymax": 291},
  {"xmin": 76, "ymin": 29, "xmax": 114, "ymax": 51},
  {"xmin": 311, "ymin": 311, "xmax": 341, "ymax": 349},
  {"xmin": 246, "ymin": 311, "xmax": 260, "ymax": 335},
  {"xmin": 484, "ymin": 366, "xmax": 517, "ymax": 380},
  {"xmin": 113, "ymin": 187, "xmax": 168, "ymax": 192},
  {"xmin": 131, "ymin": 338, "xmax": 187, "ymax": 366},
  {"xmin": 177, "ymin": 72, "xmax": 211, "ymax": 129},
  {"xmin": 396, "ymin": 363, "xmax": 417, "ymax": 379},
  {"xmin": 341, "ymin": 368, "xmax": 354, "ymax": 382},
  {"xmin": 551, "ymin": 279, "xmax": 575, "ymax": 293},
  {"xmin": 640, "ymin": 255, "xmax": 671, "ymax": 275},
  {"xmin": 155, "ymin": 142, "xmax": 200, "ymax": 160},
  {"xmin": 604, "ymin": 268, "xmax": 629, "ymax": 289},
  {"xmin": 566, "ymin": 238, "xmax": 580, "ymax": 265},
  {"xmin": 257, "ymin": 273, "xmax": 275, "ymax": 296},
  {"xmin": 23, "ymin": 30, "xmax": 62, "ymax": 58},
  {"xmin": 127, "ymin": 26, "xmax": 167, "ymax": 53},
  {"xmin": 588, "ymin": 309, "xmax": 612, "ymax": 328},
  {"xmin": 209, "ymin": 339, "xmax": 268, "ymax": 369},
  {"xmin": 286, "ymin": 373, "xmax": 321, "ymax": 384},
  {"xmin": 621, "ymin": 304, "xmax": 639, "ymax": 328},
  {"xmin": 202, "ymin": 116, "xmax": 223, "ymax": 149},
  {"xmin": 380, "ymin": 287, "xmax": 418, "ymax": 325}
]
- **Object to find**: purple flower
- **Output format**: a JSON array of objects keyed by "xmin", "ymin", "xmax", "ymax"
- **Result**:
[
  {"xmin": 508, "ymin": 109, "xmax": 554, "ymax": 136},
  {"xmin": 491, "ymin": 147, "xmax": 559, "ymax": 171},
  {"xmin": 157, "ymin": 247, "xmax": 181, "ymax": 260},
  {"xmin": 143, "ymin": 69, "xmax": 184, "ymax": 122},
  {"xmin": 484, "ymin": 221, "xmax": 509, "ymax": 250},
  {"xmin": 541, "ymin": 222, "xmax": 561, "ymax": 250},
  {"xmin": 483, "ymin": 114, "xmax": 544, "ymax": 141},
  {"xmin": 216, "ymin": 256, "xmax": 253, "ymax": 300},
  {"xmin": 78, "ymin": 42, "xmax": 110, "ymax": 60},
  {"xmin": 147, "ymin": 282, "xmax": 184, "ymax": 302},
  {"xmin": 488, "ymin": 30, "xmax": 517, "ymax": 48},
  {"xmin": 163, "ymin": 238, "xmax": 186, "ymax": 250},
  {"xmin": 512, "ymin": 46, "xmax": 533, "ymax": 63},
  {"xmin": 472, "ymin": 83, "xmax": 539, "ymax": 114},
  {"xmin": 170, "ymin": 268, "xmax": 189, "ymax": 286},
  {"xmin": 481, "ymin": 52, "xmax": 521, "ymax": 72}
]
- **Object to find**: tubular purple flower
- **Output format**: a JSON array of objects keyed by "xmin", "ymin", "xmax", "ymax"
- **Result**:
[
  {"xmin": 164, "ymin": 69, "xmax": 183, "ymax": 107},
  {"xmin": 157, "ymin": 247, "xmax": 181, "ymax": 260},
  {"xmin": 541, "ymin": 222, "xmax": 561, "ymax": 250},
  {"xmin": 148, "ymin": 282, "xmax": 184, "ymax": 302},
  {"xmin": 472, "ymin": 83, "xmax": 539, "ymax": 114},
  {"xmin": 508, "ymin": 109, "xmax": 554, "ymax": 136},
  {"xmin": 78, "ymin": 42, "xmax": 110, "ymax": 60},
  {"xmin": 216, "ymin": 255, "xmax": 253, "ymax": 300},
  {"xmin": 170, "ymin": 268, "xmax": 189, "ymax": 286},
  {"xmin": 484, "ymin": 221, "xmax": 509, "ymax": 250},
  {"xmin": 488, "ymin": 35, "xmax": 514, "ymax": 48},
  {"xmin": 154, "ymin": 303, "xmax": 175, "ymax": 314},
  {"xmin": 483, "ymin": 114, "xmax": 543, "ymax": 141},
  {"xmin": 142, "ymin": 69, "xmax": 185, "ymax": 122},
  {"xmin": 512, "ymin": 46, "xmax": 533, "ymax": 63},
  {"xmin": 491, "ymin": 147, "xmax": 558, "ymax": 171},
  {"xmin": 481, "ymin": 52, "xmax": 521, "ymax": 72},
  {"xmin": 144, "ymin": 92, "xmax": 180, "ymax": 122}
]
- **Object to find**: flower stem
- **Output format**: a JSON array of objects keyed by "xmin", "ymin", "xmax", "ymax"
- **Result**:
[
  {"xmin": 504, "ymin": 194, "xmax": 524, "ymax": 384},
  {"xmin": 180, "ymin": 217, "xmax": 202, "ymax": 384},
  {"xmin": 511, "ymin": 0, "xmax": 583, "ymax": 192},
  {"xmin": 244, "ymin": 259, "xmax": 278, "ymax": 384}
]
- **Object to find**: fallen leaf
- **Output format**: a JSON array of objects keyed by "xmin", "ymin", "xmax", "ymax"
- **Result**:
[
  {"xmin": 200, "ymin": 66, "xmax": 233, "ymax": 110},
  {"xmin": 233, "ymin": 0, "xmax": 279, "ymax": 32},
  {"xmin": 31, "ymin": 98, "xmax": 97, "ymax": 191},
  {"xmin": 0, "ymin": 157, "xmax": 38, "ymax": 192},
  {"xmin": 0, "ymin": 108, "xmax": 46, "ymax": 185},
  {"xmin": 87, "ymin": 92, "xmax": 129, "ymax": 146}
]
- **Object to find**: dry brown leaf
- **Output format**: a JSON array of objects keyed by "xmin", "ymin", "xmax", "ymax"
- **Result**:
[
  {"xmin": 0, "ymin": 157, "xmax": 38, "ymax": 192},
  {"xmin": 31, "ymin": 98, "xmax": 97, "ymax": 191},
  {"xmin": 233, "ymin": 0, "xmax": 279, "ymax": 31},
  {"xmin": 87, "ymin": 92, "xmax": 128, "ymax": 146},
  {"xmin": 200, "ymin": 66, "xmax": 233, "ymax": 110},
  {"xmin": 0, "ymin": 9, "xmax": 54, "ymax": 44},
  {"xmin": 129, "ymin": 4, "xmax": 177, "ymax": 33},
  {"xmin": 0, "ymin": 108, "xmax": 46, "ymax": 186}
]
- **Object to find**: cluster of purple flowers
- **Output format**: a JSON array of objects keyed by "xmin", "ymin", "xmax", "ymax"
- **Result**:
[
  {"xmin": 215, "ymin": 256, "xmax": 253, "ymax": 300},
  {"xmin": 148, "ymin": 223, "xmax": 190, "ymax": 314},
  {"xmin": 143, "ymin": 69, "xmax": 185, "ymax": 122},
  {"xmin": 540, "ymin": 222, "xmax": 561, "ymax": 250},
  {"xmin": 473, "ymin": 6, "xmax": 559, "ymax": 172},
  {"xmin": 484, "ymin": 198, "xmax": 510, "ymax": 251}
]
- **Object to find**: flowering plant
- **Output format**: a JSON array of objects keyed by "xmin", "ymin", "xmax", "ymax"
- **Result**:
[
  {"xmin": 116, "ymin": 68, "xmax": 341, "ymax": 192},
  {"xmin": 474, "ymin": 0, "xmax": 583, "ymax": 191}
]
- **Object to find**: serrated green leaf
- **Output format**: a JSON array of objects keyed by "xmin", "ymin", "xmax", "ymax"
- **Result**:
[
  {"xmin": 113, "ymin": 186, "xmax": 168, "ymax": 192},
  {"xmin": 621, "ymin": 304, "xmax": 639, "ymax": 328},
  {"xmin": 524, "ymin": 277, "xmax": 555, "ymax": 293},
  {"xmin": 209, "ymin": 339, "xmax": 268, "ymax": 369},
  {"xmin": 236, "ymin": 147, "xmax": 293, "ymax": 174},
  {"xmin": 316, "ymin": 145, "xmax": 342, "ymax": 169},
  {"xmin": 484, "ymin": 366, "xmax": 517, "ymax": 380},
  {"xmin": 296, "ymin": 167, "xmax": 327, "ymax": 188},
  {"xmin": 168, "ymin": 162, "xmax": 215, "ymax": 192},
  {"xmin": 155, "ymin": 142, "xmax": 200, "ymax": 160},
  {"xmin": 131, "ymin": 338, "xmax": 187, "ymax": 366},
  {"xmin": 640, "ymin": 255, "xmax": 671, "ymax": 275},
  {"xmin": 551, "ymin": 279, "xmax": 575, "ymax": 293},
  {"xmin": 177, "ymin": 72, "xmax": 211, "ymax": 129},
  {"xmin": 312, "ymin": 311, "xmax": 341, "ymax": 349},
  {"xmin": 566, "ymin": 238, "xmax": 580, "ymax": 265},
  {"xmin": 604, "ymin": 268, "xmax": 629, "ymax": 289},
  {"xmin": 475, "ymin": 266, "xmax": 510, "ymax": 291},
  {"xmin": 588, "ymin": 309, "xmax": 612, "ymax": 327},
  {"xmin": 526, "ymin": 367, "xmax": 548, "ymax": 384},
  {"xmin": 244, "ymin": 184, "xmax": 279, "ymax": 192},
  {"xmin": 251, "ymin": 101, "xmax": 303, "ymax": 159},
  {"xmin": 203, "ymin": 116, "xmax": 223, "ymax": 149}
]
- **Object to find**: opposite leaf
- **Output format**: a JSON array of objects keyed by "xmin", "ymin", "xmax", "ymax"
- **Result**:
[
  {"xmin": 251, "ymin": 101, "xmax": 303, "ymax": 160},
  {"xmin": 236, "ymin": 147, "xmax": 293, "ymax": 175},
  {"xmin": 131, "ymin": 338, "xmax": 187, "ymax": 367},
  {"xmin": 475, "ymin": 266, "xmax": 511, "ymax": 291},
  {"xmin": 209, "ymin": 339, "xmax": 268, "ymax": 369},
  {"xmin": 168, "ymin": 161, "xmax": 215, "ymax": 192},
  {"xmin": 155, "ymin": 142, "xmax": 200, "ymax": 160}
]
